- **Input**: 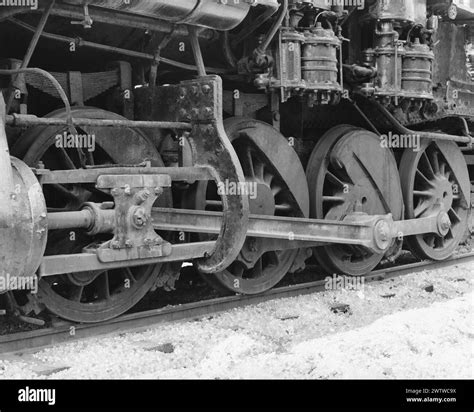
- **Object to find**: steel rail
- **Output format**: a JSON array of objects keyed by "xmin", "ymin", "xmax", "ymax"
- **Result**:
[{"xmin": 1, "ymin": 251, "xmax": 473, "ymax": 355}]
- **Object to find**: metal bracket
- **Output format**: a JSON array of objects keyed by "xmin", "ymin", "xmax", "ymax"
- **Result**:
[
  {"xmin": 154, "ymin": 75, "xmax": 249, "ymax": 273},
  {"xmin": 91, "ymin": 174, "xmax": 172, "ymax": 263}
]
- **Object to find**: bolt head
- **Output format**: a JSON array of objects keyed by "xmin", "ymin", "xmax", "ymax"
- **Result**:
[
  {"xmin": 438, "ymin": 213, "xmax": 451, "ymax": 235},
  {"xmin": 125, "ymin": 240, "xmax": 133, "ymax": 248},
  {"xmin": 374, "ymin": 220, "xmax": 391, "ymax": 251},
  {"xmin": 202, "ymin": 85, "xmax": 211, "ymax": 94},
  {"xmin": 203, "ymin": 107, "xmax": 213, "ymax": 117}
]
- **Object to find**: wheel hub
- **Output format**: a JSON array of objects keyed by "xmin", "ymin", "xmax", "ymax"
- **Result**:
[
  {"xmin": 67, "ymin": 271, "xmax": 102, "ymax": 286},
  {"xmin": 433, "ymin": 176, "xmax": 454, "ymax": 212},
  {"xmin": 248, "ymin": 181, "xmax": 275, "ymax": 215}
]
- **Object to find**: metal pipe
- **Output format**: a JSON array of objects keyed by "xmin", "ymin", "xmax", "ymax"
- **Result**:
[
  {"xmin": 6, "ymin": 114, "xmax": 192, "ymax": 130},
  {"xmin": 255, "ymin": 0, "xmax": 287, "ymax": 55},
  {"xmin": 231, "ymin": 0, "xmax": 280, "ymax": 47},
  {"xmin": 5, "ymin": 0, "xmax": 55, "ymax": 113},
  {"xmin": 44, "ymin": 2, "xmax": 216, "ymax": 40},
  {"xmin": 188, "ymin": 26, "xmax": 207, "ymax": 77},
  {"xmin": 372, "ymin": 98, "xmax": 474, "ymax": 144},
  {"xmin": 7, "ymin": 18, "xmax": 230, "ymax": 74}
]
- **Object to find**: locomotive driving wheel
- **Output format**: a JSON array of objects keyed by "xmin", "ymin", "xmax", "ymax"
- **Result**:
[
  {"xmin": 306, "ymin": 126, "xmax": 404, "ymax": 276},
  {"xmin": 192, "ymin": 118, "xmax": 309, "ymax": 295},
  {"xmin": 399, "ymin": 140, "xmax": 470, "ymax": 261},
  {"xmin": 11, "ymin": 107, "xmax": 172, "ymax": 323}
]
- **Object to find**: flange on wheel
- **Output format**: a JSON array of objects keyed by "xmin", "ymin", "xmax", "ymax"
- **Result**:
[
  {"xmin": 191, "ymin": 118, "xmax": 309, "ymax": 295},
  {"xmin": 399, "ymin": 139, "xmax": 470, "ymax": 261},
  {"xmin": 306, "ymin": 125, "xmax": 404, "ymax": 276},
  {"xmin": 11, "ymin": 108, "xmax": 173, "ymax": 323}
]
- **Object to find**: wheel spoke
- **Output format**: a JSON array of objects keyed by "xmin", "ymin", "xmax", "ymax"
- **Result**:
[
  {"xmin": 421, "ymin": 152, "xmax": 435, "ymax": 178},
  {"xmin": 429, "ymin": 149, "xmax": 440, "ymax": 174},
  {"xmin": 275, "ymin": 203, "xmax": 292, "ymax": 212},
  {"xmin": 267, "ymin": 251, "xmax": 280, "ymax": 267},
  {"xmin": 254, "ymin": 161, "xmax": 265, "ymax": 181},
  {"xmin": 446, "ymin": 228, "xmax": 454, "ymax": 240},
  {"xmin": 69, "ymin": 285, "xmax": 84, "ymax": 302},
  {"xmin": 205, "ymin": 199, "xmax": 223, "ymax": 210},
  {"xmin": 86, "ymin": 150, "xmax": 94, "ymax": 166},
  {"xmin": 448, "ymin": 208, "xmax": 461, "ymax": 223},
  {"xmin": 416, "ymin": 169, "xmax": 435, "ymax": 188},
  {"xmin": 436, "ymin": 236, "xmax": 445, "ymax": 249},
  {"xmin": 264, "ymin": 172, "xmax": 274, "ymax": 186},
  {"xmin": 124, "ymin": 267, "xmax": 137, "ymax": 283},
  {"xmin": 76, "ymin": 147, "xmax": 88, "ymax": 169},
  {"xmin": 57, "ymin": 147, "xmax": 77, "ymax": 169},
  {"xmin": 425, "ymin": 234, "xmax": 436, "ymax": 248},
  {"xmin": 414, "ymin": 200, "xmax": 431, "ymax": 218},
  {"xmin": 413, "ymin": 190, "xmax": 433, "ymax": 198},
  {"xmin": 230, "ymin": 263, "xmax": 244, "ymax": 278},
  {"xmin": 440, "ymin": 161, "xmax": 446, "ymax": 176},
  {"xmin": 252, "ymin": 258, "xmax": 263, "ymax": 278},
  {"xmin": 100, "ymin": 271, "xmax": 110, "ymax": 300},
  {"xmin": 323, "ymin": 195, "xmax": 346, "ymax": 203},
  {"xmin": 271, "ymin": 185, "xmax": 283, "ymax": 196},
  {"xmin": 326, "ymin": 171, "xmax": 346, "ymax": 189},
  {"xmin": 243, "ymin": 147, "xmax": 255, "ymax": 177},
  {"xmin": 50, "ymin": 184, "xmax": 80, "ymax": 202}
]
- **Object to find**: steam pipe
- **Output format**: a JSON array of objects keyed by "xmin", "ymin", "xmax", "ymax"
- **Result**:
[{"xmin": 254, "ymin": 0, "xmax": 287, "ymax": 57}]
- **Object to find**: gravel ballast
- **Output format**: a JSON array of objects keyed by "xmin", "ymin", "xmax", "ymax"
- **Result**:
[{"xmin": 0, "ymin": 261, "xmax": 472, "ymax": 379}]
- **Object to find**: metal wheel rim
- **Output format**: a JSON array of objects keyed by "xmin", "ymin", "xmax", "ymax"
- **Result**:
[
  {"xmin": 195, "ymin": 118, "xmax": 309, "ymax": 295},
  {"xmin": 399, "ymin": 139, "xmax": 470, "ymax": 261},
  {"xmin": 307, "ymin": 126, "xmax": 403, "ymax": 276},
  {"xmin": 12, "ymin": 108, "xmax": 168, "ymax": 323}
]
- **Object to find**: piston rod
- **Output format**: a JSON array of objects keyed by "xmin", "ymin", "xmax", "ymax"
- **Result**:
[{"xmin": 47, "ymin": 205, "xmax": 450, "ymax": 254}]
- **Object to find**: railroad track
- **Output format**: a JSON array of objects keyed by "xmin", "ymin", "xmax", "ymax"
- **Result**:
[{"xmin": 1, "ymin": 251, "xmax": 473, "ymax": 355}]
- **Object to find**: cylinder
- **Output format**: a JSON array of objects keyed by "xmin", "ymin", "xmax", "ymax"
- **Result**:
[
  {"xmin": 0, "ymin": 157, "xmax": 47, "ymax": 287},
  {"xmin": 64, "ymin": 0, "xmax": 259, "ymax": 30},
  {"xmin": 275, "ymin": 28, "xmax": 305, "ymax": 89},
  {"xmin": 301, "ymin": 23, "xmax": 341, "ymax": 91},
  {"xmin": 370, "ymin": 22, "xmax": 405, "ymax": 98},
  {"xmin": 402, "ymin": 38, "xmax": 434, "ymax": 99}
]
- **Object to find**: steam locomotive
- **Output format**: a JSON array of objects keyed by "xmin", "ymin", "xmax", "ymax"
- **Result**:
[{"xmin": 0, "ymin": 0, "xmax": 473, "ymax": 322}]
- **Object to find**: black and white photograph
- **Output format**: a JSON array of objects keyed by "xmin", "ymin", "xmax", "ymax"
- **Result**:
[{"xmin": 0, "ymin": 0, "xmax": 472, "ymax": 409}]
